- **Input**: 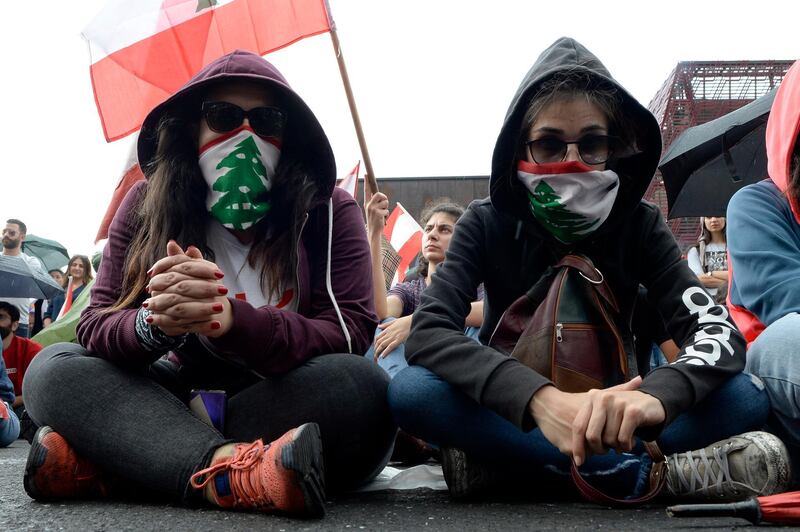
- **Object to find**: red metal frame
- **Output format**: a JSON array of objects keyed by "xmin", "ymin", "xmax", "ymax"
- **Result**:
[{"xmin": 645, "ymin": 60, "xmax": 793, "ymax": 251}]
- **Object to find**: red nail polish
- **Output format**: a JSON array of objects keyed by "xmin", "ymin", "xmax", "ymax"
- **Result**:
[
  {"xmin": 212, "ymin": 303, "xmax": 223, "ymax": 312},
  {"xmin": 142, "ymin": 301, "xmax": 149, "ymax": 308},
  {"xmin": 147, "ymin": 267, "xmax": 154, "ymax": 277},
  {"xmin": 211, "ymin": 321, "xmax": 221, "ymax": 330},
  {"xmin": 145, "ymin": 286, "xmax": 151, "ymax": 294},
  {"xmin": 145, "ymin": 316, "xmax": 154, "ymax": 324},
  {"xmin": 214, "ymin": 271, "xmax": 225, "ymax": 279},
  {"xmin": 218, "ymin": 286, "xmax": 229, "ymax": 295}
]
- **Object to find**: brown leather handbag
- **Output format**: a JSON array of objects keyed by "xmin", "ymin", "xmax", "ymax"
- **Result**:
[{"xmin": 489, "ymin": 254, "xmax": 666, "ymax": 505}]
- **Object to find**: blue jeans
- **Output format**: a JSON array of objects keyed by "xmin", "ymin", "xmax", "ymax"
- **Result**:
[
  {"xmin": 15, "ymin": 324, "xmax": 29, "ymax": 339},
  {"xmin": 745, "ymin": 312, "xmax": 800, "ymax": 472},
  {"xmin": 388, "ymin": 366, "xmax": 768, "ymax": 498},
  {"xmin": 0, "ymin": 402, "xmax": 20, "ymax": 447},
  {"xmin": 365, "ymin": 318, "xmax": 480, "ymax": 379}
]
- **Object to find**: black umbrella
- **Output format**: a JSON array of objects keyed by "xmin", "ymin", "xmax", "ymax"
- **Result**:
[
  {"xmin": 21, "ymin": 234, "xmax": 70, "ymax": 273},
  {"xmin": 658, "ymin": 87, "xmax": 777, "ymax": 219},
  {"xmin": 0, "ymin": 255, "xmax": 64, "ymax": 299}
]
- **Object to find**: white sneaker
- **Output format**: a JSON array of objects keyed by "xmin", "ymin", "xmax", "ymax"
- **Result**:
[{"xmin": 665, "ymin": 431, "xmax": 791, "ymax": 501}]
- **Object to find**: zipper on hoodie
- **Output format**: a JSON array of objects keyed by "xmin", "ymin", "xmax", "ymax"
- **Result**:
[{"xmin": 294, "ymin": 212, "xmax": 309, "ymax": 307}]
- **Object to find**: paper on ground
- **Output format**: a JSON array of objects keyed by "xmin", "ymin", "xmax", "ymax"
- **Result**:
[{"xmin": 356, "ymin": 464, "xmax": 447, "ymax": 492}]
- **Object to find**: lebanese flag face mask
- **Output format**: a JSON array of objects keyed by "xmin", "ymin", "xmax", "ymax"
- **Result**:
[
  {"xmin": 198, "ymin": 126, "xmax": 281, "ymax": 230},
  {"xmin": 517, "ymin": 160, "xmax": 620, "ymax": 244}
]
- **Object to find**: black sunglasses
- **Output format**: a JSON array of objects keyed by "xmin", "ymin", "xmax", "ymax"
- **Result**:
[
  {"xmin": 525, "ymin": 134, "xmax": 624, "ymax": 166},
  {"xmin": 201, "ymin": 101, "xmax": 287, "ymax": 138}
]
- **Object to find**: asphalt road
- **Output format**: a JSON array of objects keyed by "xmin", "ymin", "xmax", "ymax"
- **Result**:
[{"xmin": 0, "ymin": 440, "xmax": 757, "ymax": 531}]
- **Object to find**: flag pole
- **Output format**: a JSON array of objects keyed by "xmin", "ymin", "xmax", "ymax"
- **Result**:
[{"xmin": 330, "ymin": 28, "xmax": 379, "ymax": 194}]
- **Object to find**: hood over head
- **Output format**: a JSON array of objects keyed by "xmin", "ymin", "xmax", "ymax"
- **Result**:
[
  {"xmin": 490, "ymin": 37, "xmax": 661, "ymax": 234},
  {"xmin": 137, "ymin": 50, "xmax": 336, "ymax": 199},
  {"xmin": 766, "ymin": 59, "xmax": 800, "ymax": 224}
]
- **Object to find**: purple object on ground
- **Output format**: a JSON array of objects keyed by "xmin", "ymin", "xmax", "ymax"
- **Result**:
[{"xmin": 189, "ymin": 389, "xmax": 226, "ymax": 433}]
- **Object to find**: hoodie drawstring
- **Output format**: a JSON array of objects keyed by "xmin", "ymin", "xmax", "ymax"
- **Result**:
[{"xmin": 326, "ymin": 198, "xmax": 353, "ymax": 353}]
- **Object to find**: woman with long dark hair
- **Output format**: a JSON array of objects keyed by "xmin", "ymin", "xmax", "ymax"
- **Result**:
[
  {"xmin": 44, "ymin": 255, "xmax": 93, "ymax": 325},
  {"xmin": 22, "ymin": 51, "xmax": 395, "ymax": 518}
]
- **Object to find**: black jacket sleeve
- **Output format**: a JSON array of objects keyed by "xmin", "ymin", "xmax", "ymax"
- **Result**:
[
  {"xmin": 637, "ymin": 206, "xmax": 746, "ymax": 439},
  {"xmin": 405, "ymin": 204, "xmax": 551, "ymax": 430}
]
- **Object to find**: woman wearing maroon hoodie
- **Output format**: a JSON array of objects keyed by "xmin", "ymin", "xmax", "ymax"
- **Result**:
[{"xmin": 21, "ymin": 51, "xmax": 395, "ymax": 517}]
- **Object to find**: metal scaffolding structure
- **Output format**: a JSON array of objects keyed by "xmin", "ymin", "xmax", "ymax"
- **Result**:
[{"xmin": 645, "ymin": 60, "xmax": 793, "ymax": 251}]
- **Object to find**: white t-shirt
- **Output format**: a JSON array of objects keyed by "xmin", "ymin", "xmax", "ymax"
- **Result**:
[
  {"xmin": 686, "ymin": 242, "xmax": 727, "ymax": 297},
  {"xmin": 0, "ymin": 252, "xmax": 46, "ymax": 326},
  {"xmin": 686, "ymin": 242, "xmax": 727, "ymax": 275},
  {"xmin": 206, "ymin": 221, "xmax": 297, "ymax": 311}
]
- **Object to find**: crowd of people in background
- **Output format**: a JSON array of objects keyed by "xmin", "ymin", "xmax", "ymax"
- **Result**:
[{"xmin": 1, "ymin": 39, "xmax": 798, "ymax": 522}]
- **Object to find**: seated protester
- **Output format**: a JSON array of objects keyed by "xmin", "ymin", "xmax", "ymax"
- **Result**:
[
  {"xmin": 0, "ymin": 301, "xmax": 43, "ymax": 419},
  {"xmin": 0, "ymin": 352, "xmax": 20, "ymax": 447},
  {"xmin": 44, "ymin": 255, "xmax": 93, "ymax": 326},
  {"xmin": 21, "ymin": 51, "xmax": 395, "ymax": 517},
  {"xmin": 686, "ymin": 217, "xmax": 728, "ymax": 298},
  {"xmin": 727, "ymin": 59, "xmax": 800, "ymax": 477},
  {"xmin": 364, "ymin": 197, "xmax": 483, "ymax": 378},
  {"xmin": 388, "ymin": 37, "xmax": 790, "ymax": 502}
]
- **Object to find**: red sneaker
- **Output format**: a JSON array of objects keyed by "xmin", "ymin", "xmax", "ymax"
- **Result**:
[
  {"xmin": 24, "ymin": 426, "xmax": 107, "ymax": 501},
  {"xmin": 190, "ymin": 422, "xmax": 325, "ymax": 517},
  {"xmin": 0, "ymin": 401, "xmax": 8, "ymax": 421}
]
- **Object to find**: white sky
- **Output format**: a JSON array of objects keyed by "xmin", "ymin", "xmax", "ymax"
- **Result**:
[{"xmin": 1, "ymin": 0, "xmax": 798, "ymax": 262}]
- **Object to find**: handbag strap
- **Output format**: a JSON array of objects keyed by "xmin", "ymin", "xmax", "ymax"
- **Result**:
[
  {"xmin": 555, "ymin": 255, "xmax": 620, "ymax": 313},
  {"xmin": 570, "ymin": 441, "xmax": 668, "ymax": 506}
]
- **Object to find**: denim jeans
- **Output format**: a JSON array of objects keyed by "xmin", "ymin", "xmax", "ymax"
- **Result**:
[
  {"xmin": 388, "ymin": 366, "xmax": 768, "ymax": 499},
  {"xmin": 24, "ymin": 343, "xmax": 396, "ymax": 502},
  {"xmin": 745, "ymin": 312, "xmax": 800, "ymax": 472},
  {"xmin": 0, "ymin": 402, "xmax": 20, "ymax": 447},
  {"xmin": 364, "ymin": 318, "xmax": 481, "ymax": 379}
]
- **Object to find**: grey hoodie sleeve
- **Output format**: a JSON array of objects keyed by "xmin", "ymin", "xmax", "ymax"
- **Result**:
[
  {"xmin": 406, "ymin": 205, "xmax": 551, "ymax": 430},
  {"xmin": 637, "ymin": 206, "xmax": 746, "ymax": 440}
]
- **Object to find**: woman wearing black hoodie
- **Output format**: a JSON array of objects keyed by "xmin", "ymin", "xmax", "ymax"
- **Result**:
[{"xmin": 388, "ymin": 38, "xmax": 790, "ymax": 502}]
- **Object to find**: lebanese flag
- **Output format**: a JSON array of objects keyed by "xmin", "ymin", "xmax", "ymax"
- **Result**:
[
  {"xmin": 383, "ymin": 203, "xmax": 423, "ymax": 285},
  {"xmin": 84, "ymin": 0, "xmax": 333, "ymax": 142},
  {"xmin": 336, "ymin": 161, "xmax": 360, "ymax": 198},
  {"xmin": 56, "ymin": 278, "xmax": 75, "ymax": 321}
]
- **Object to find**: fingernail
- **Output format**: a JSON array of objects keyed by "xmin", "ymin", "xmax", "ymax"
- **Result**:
[
  {"xmin": 142, "ymin": 300, "xmax": 149, "ymax": 308},
  {"xmin": 218, "ymin": 286, "xmax": 229, "ymax": 295},
  {"xmin": 146, "ymin": 267, "xmax": 154, "ymax": 277},
  {"xmin": 145, "ymin": 316, "xmax": 154, "ymax": 324},
  {"xmin": 145, "ymin": 286, "xmax": 151, "ymax": 294},
  {"xmin": 214, "ymin": 271, "xmax": 225, "ymax": 279},
  {"xmin": 212, "ymin": 303, "xmax": 223, "ymax": 312},
  {"xmin": 211, "ymin": 321, "xmax": 221, "ymax": 330}
]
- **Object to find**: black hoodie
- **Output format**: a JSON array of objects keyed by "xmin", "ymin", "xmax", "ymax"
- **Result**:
[{"xmin": 405, "ymin": 37, "xmax": 746, "ymax": 440}]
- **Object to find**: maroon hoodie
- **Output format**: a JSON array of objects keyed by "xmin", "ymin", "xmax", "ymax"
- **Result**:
[{"xmin": 77, "ymin": 51, "xmax": 377, "ymax": 374}]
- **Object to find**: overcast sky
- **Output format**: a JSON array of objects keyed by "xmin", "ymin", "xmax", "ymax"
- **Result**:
[{"xmin": 2, "ymin": 0, "xmax": 798, "ymax": 261}]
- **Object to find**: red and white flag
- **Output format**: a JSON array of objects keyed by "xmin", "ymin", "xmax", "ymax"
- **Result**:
[
  {"xmin": 383, "ymin": 203, "xmax": 423, "ymax": 285},
  {"xmin": 56, "ymin": 278, "xmax": 75, "ymax": 321},
  {"xmin": 336, "ymin": 161, "xmax": 360, "ymax": 197},
  {"xmin": 83, "ymin": 0, "xmax": 333, "ymax": 141}
]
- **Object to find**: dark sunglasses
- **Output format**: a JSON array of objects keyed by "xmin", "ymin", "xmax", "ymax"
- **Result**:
[
  {"xmin": 525, "ymin": 134, "xmax": 624, "ymax": 166},
  {"xmin": 201, "ymin": 101, "xmax": 287, "ymax": 138}
]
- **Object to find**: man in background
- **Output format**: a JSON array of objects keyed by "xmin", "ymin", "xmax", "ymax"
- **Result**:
[{"xmin": 1, "ymin": 219, "xmax": 45, "ymax": 338}]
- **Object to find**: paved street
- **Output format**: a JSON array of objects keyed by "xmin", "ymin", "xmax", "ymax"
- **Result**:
[{"xmin": 0, "ymin": 440, "xmax": 753, "ymax": 530}]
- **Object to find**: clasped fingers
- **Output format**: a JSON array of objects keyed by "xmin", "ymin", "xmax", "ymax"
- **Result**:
[{"xmin": 148, "ymin": 275, "xmax": 229, "ymax": 298}]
